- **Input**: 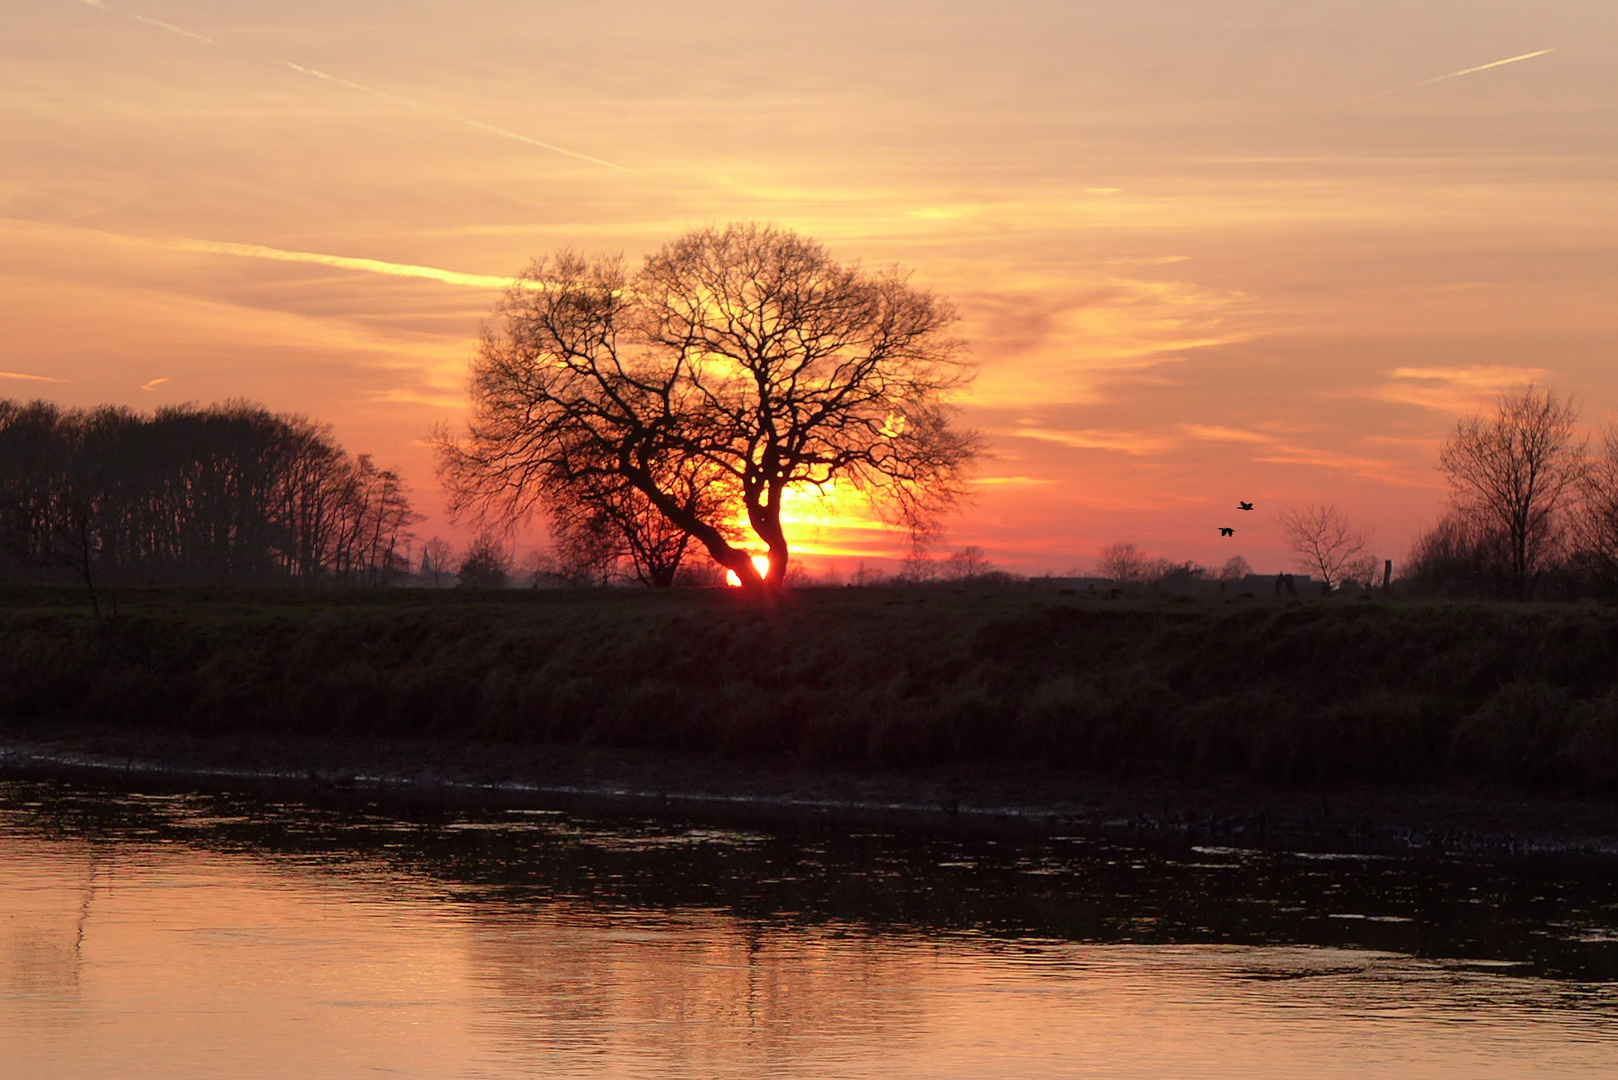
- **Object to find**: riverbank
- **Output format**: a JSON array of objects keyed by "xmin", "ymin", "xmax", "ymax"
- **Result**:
[
  {"xmin": 3, "ymin": 584, "xmax": 1617, "ymax": 848},
  {"xmin": 7, "ymin": 722, "xmax": 1618, "ymax": 857}
]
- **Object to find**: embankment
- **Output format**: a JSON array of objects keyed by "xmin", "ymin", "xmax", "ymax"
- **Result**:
[{"xmin": 4, "ymin": 585, "xmax": 1618, "ymax": 800}]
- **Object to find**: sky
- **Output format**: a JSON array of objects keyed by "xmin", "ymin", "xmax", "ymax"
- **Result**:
[{"xmin": 3, "ymin": 0, "xmax": 1615, "ymax": 576}]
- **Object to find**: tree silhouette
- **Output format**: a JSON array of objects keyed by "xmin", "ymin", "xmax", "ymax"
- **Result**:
[
  {"xmin": 456, "ymin": 533, "xmax": 511, "ymax": 589},
  {"xmin": 1277, "ymin": 503, "xmax": 1374, "ymax": 590},
  {"xmin": 0, "ymin": 398, "xmax": 417, "ymax": 586},
  {"xmin": 436, "ymin": 223, "xmax": 979, "ymax": 589},
  {"xmin": 1438, "ymin": 385, "xmax": 1585, "ymax": 599}
]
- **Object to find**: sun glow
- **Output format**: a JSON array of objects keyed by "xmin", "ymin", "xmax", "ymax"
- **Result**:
[{"xmin": 723, "ymin": 554, "xmax": 775, "ymax": 586}]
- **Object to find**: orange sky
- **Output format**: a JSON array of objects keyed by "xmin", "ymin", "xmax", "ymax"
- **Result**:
[{"xmin": 4, "ymin": 0, "xmax": 1616, "ymax": 576}]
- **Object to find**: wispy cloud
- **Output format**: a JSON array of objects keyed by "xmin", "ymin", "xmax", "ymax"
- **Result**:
[
  {"xmin": 0, "ymin": 370, "xmax": 66, "ymax": 383},
  {"xmin": 173, "ymin": 239, "xmax": 520, "ymax": 290},
  {"xmin": 1001, "ymin": 427, "xmax": 1178, "ymax": 456},
  {"xmin": 1181, "ymin": 424, "xmax": 1276, "ymax": 445},
  {"xmin": 140, "ymin": 377, "xmax": 170, "ymax": 391},
  {"xmin": 282, "ymin": 63, "xmax": 633, "ymax": 172},
  {"xmin": 1364, "ymin": 49, "xmax": 1555, "ymax": 100},
  {"xmin": 78, "ymin": 0, "xmax": 213, "ymax": 43},
  {"xmin": 1252, "ymin": 446, "xmax": 1432, "ymax": 488},
  {"xmin": 129, "ymin": 12, "xmax": 213, "ymax": 43},
  {"xmin": 975, "ymin": 476, "xmax": 1055, "ymax": 487},
  {"xmin": 1374, "ymin": 365, "xmax": 1548, "ymax": 412},
  {"xmin": 76, "ymin": 3, "xmax": 623, "ymax": 170}
]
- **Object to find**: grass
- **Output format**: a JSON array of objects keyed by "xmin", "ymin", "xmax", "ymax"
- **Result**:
[{"xmin": 3, "ymin": 583, "xmax": 1618, "ymax": 793}]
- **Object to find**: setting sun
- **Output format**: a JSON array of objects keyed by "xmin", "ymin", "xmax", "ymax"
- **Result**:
[{"xmin": 724, "ymin": 554, "xmax": 774, "ymax": 586}]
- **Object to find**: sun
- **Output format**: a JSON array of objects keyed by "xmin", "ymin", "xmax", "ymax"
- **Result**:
[{"xmin": 724, "ymin": 554, "xmax": 773, "ymax": 586}]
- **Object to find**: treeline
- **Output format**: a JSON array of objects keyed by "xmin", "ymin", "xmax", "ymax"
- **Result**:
[{"xmin": 0, "ymin": 399, "xmax": 419, "ymax": 586}]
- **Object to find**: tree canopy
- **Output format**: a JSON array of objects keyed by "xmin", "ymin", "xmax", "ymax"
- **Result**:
[{"xmin": 437, "ymin": 223, "xmax": 980, "ymax": 587}]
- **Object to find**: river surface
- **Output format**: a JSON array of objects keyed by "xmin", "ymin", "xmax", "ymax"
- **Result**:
[{"xmin": 4, "ymin": 780, "xmax": 1618, "ymax": 1079}]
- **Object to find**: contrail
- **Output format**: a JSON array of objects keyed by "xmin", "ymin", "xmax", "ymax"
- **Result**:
[
  {"xmin": 140, "ymin": 377, "xmax": 170, "ymax": 391},
  {"xmin": 78, "ymin": 0, "xmax": 213, "ymax": 43},
  {"xmin": 75, "ymin": 3, "xmax": 626, "ymax": 170},
  {"xmin": 130, "ymin": 13, "xmax": 213, "ymax": 43},
  {"xmin": 282, "ymin": 63, "xmax": 632, "ymax": 172},
  {"xmin": 174, "ymin": 238, "xmax": 522, "ymax": 289},
  {"xmin": 1364, "ymin": 49, "xmax": 1555, "ymax": 100},
  {"xmin": 0, "ymin": 371, "xmax": 67, "ymax": 383}
]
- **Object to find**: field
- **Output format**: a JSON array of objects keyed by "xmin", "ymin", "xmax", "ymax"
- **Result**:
[{"xmin": 4, "ymin": 583, "xmax": 1618, "ymax": 798}]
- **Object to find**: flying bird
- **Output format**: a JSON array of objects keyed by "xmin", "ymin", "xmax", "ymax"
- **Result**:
[
  {"xmin": 1219, "ymin": 527, "xmax": 1234, "ymax": 537},
  {"xmin": 1238, "ymin": 501, "xmax": 1253, "ymax": 511}
]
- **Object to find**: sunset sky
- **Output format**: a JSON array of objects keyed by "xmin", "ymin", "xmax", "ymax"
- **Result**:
[{"xmin": 4, "ymin": 0, "xmax": 1615, "ymax": 576}]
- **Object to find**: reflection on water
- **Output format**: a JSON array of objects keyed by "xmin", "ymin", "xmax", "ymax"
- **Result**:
[{"xmin": 3, "ymin": 781, "xmax": 1618, "ymax": 1079}]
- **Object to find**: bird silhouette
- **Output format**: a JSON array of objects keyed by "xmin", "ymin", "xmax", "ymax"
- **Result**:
[
  {"xmin": 1238, "ymin": 501, "xmax": 1254, "ymax": 511},
  {"xmin": 1219, "ymin": 527, "xmax": 1234, "ymax": 537}
]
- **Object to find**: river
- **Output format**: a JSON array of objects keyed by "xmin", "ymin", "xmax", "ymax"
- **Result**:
[{"xmin": 3, "ymin": 779, "xmax": 1617, "ymax": 1078}]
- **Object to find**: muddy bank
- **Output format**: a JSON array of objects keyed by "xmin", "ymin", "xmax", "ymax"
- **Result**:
[{"xmin": 5, "ymin": 728, "xmax": 1618, "ymax": 857}]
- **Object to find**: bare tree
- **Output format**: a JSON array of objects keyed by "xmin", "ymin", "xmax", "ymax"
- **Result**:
[
  {"xmin": 945, "ymin": 545, "xmax": 993, "ymax": 581},
  {"xmin": 419, "ymin": 537, "xmax": 456, "ymax": 587},
  {"xmin": 1437, "ymin": 385, "xmax": 1585, "ymax": 598},
  {"xmin": 1278, "ymin": 504, "xmax": 1374, "ymax": 589},
  {"xmin": 1406, "ymin": 512, "xmax": 1510, "ymax": 596},
  {"xmin": 547, "ymin": 472, "xmax": 704, "ymax": 587},
  {"xmin": 1217, "ymin": 554, "xmax": 1253, "ymax": 582},
  {"xmin": 0, "ymin": 397, "xmax": 416, "ymax": 587},
  {"xmin": 436, "ymin": 223, "xmax": 980, "ymax": 590},
  {"xmin": 1098, "ymin": 542, "xmax": 1148, "ymax": 584},
  {"xmin": 1571, "ymin": 424, "xmax": 1618, "ymax": 590},
  {"xmin": 895, "ymin": 542, "xmax": 938, "ymax": 585}
]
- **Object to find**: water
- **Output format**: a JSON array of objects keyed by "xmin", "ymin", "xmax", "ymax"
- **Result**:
[{"xmin": 4, "ymin": 781, "xmax": 1618, "ymax": 1079}]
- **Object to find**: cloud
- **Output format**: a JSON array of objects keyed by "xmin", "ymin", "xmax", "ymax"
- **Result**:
[
  {"xmin": 140, "ymin": 377, "xmax": 170, "ymax": 391},
  {"xmin": 76, "ymin": 3, "xmax": 621, "ymax": 170},
  {"xmin": 129, "ymin": 12, "xmax": 213, "ymax": 43},
  {"xmin": 1374, "ymin": 365, "xmax": 1548, "ymax": 412},
  {"xmin": 282, "ymin": 64, "xmax": 633, "ymax": 172},
  {"xmin": 173, "ymin": 239, "xmax": 520, "ymax": 290},
  {"xmin": 999, "ymin": 426, "xmax": 1179, "ymax": 456},
  {"xmin": 1180, "ymin": 424, "xmax": 1276, "ymax": 445},
  {"xmin": 78, "ymin": 0, "xmax": 213, "ymax": 43},
  {"xmin": 974, "ymin": 475, "xmax": 1054, "ymax": 487},
  {"xmin": 0, "ymin": 370, "xmax": 66, "ymax": 383},
  {"xmin": 1250, "ymin": 445, "xmax": 1433, "ymax": 488},
  {"xmin": 1364, "ymin": 49, "xmax": 1555, "ymax": 100}
]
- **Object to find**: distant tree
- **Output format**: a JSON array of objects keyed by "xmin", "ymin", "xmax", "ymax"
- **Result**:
[
  {"xmin": 1098, "ymin": 542, "xmax": 1148, "ymax": 584},
  {"xmin": 945, "ymin": 545, "xmax": 992, "ymax": 581},
  {"xmin": 1406, "ymin": 512, "xmax": 1511, "ymax": 597},
  {"xmin": 419, "ymin": 537, "xmax": 456, "ymax": 588},
  {"xmin": 1156, "ymin": 561, "xmax": 1208, "ymax": 589},
  {"xmin": 550, "ymin": 504, "xmax": 623, "ymax": 586},
  {"xmin": 1278, "ymin": 504, "xmax": 1374, "ymax": 589},
  {"xmin": 1570, "ymin": 424, "xmax": 1618, "ymax": 593},
  {"xmin": 1217, "ymin": 554, "xmax": 1253, "ymax": 582},
  {"xmin": 516, "ymin": 547, "xmax": 566, "ymax": 588},
  {"xmin": 849, "ymin": 560, "xmax": 887, "ymax": 587},
  {"xmin": 673, "ymin": 558, "xmax": 728, "ymax": 587},
  {"xmin": 546, "ymin": 472, "xmax": 704, "ymax": 587},
  {"xmin": 435, "ymin": 223, "xmax": 980, "ymax": 589},
  {"xmin": 0, "ymin": 398, "xmax": 416, "ymax": 586},
  {"xmin": 456, "ymin": 533, "xmax": 511, "ymax": 589},
  {"xmin": 1438, "ymin": 385, "xmax": 1586, "ymax": 599},
  {"xmin": 895, "ymin": 544, "xmax": 938, "ymax": 585}
]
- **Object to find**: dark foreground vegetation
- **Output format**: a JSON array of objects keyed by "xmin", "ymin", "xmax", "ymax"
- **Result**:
[{"xmin": 4, "ymin": 585, "xmax": 1618, "ymax": 796}]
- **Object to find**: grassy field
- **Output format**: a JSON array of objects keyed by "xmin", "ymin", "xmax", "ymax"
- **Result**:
[{"xmin": 3, "ymin": 583, "xmax": 1617, "ymax": 794}]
